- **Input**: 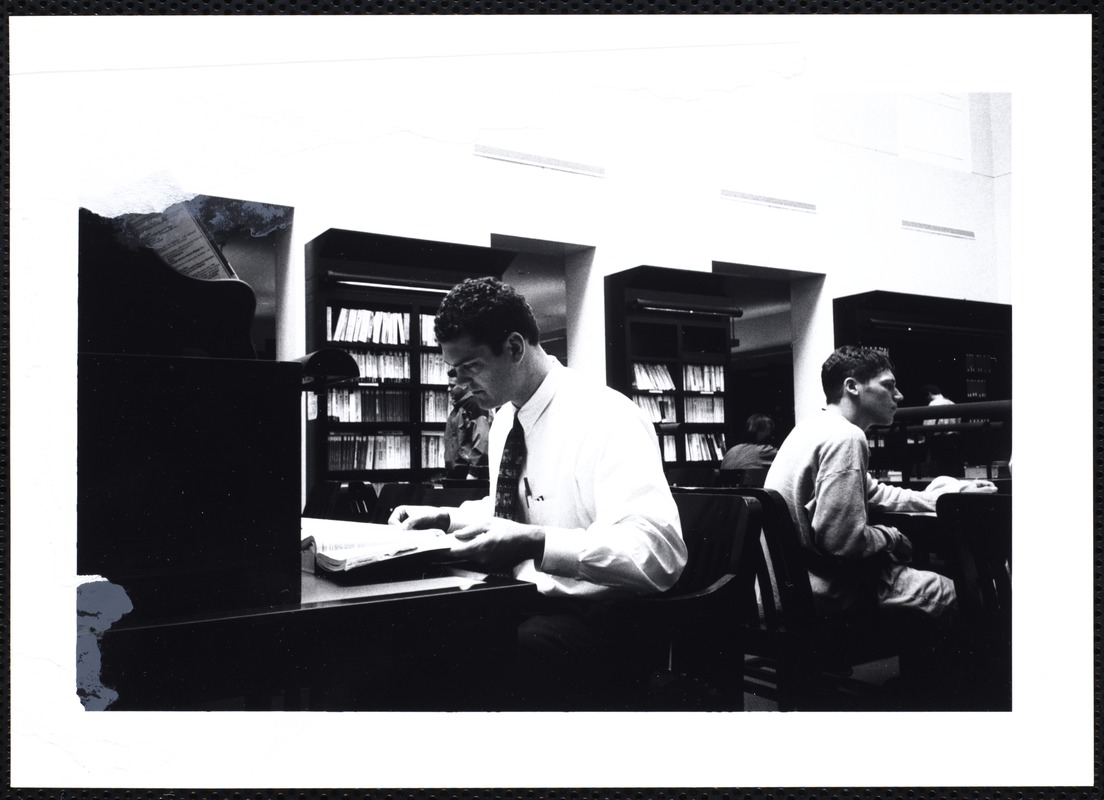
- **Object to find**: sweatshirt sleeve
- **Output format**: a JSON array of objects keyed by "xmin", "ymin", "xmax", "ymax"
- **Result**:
[
  {"xmin": 807, "ymin": 433, "xmax": 903, "ymax": 560},
  {"xmin": 866, "ymin": 474, "xmax": 937, "ymax": 512}
]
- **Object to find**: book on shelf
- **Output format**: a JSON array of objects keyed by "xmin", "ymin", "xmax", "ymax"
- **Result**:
[
  {"xmin": 633, "ymin": 394, "xmax": 674, "ymax": 423},
  {"xmin": 327, "ymin": 432, "xmax": 412, "ymax": 470},
  {"xmin": 328, "ymin": 308, "xmax": 412, "ymax": 345},
  {"xmin": 684, "ymin": 432, "xmax": 727, "ymax": 461},
  {"xmin": 420, "ymin": 352, "xmax": 448, "ymax": 384},
  {"xmin": 301, "ymin": 517, "xmax": 459, "ymax": 575},
  {"xmin": 422, "ymin": 389, "xmax": 449, "ymax": 423},
  {"xmin": 632, "ymin": 362, "xmax": 676, "ymax": 391},
  {"xmin": 345, "ymin": 351, "xmax": 410, "ymax": 383},
  {"xmin": 422, "ymin": 431, "xmax": 445, "ymax": 469},
  {"xmin": 682, "ymin": 364, "xmax": 725, "ymax": 393},
  {"xmin": 420, "ymin": 314, "xmax": 438, "ymax": 346},
  {"xmin": 682, "ymin": 395, "xmax": 725, "ymax": 423}
]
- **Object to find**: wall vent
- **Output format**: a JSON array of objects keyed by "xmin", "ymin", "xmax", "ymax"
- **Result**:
[
  {"xmin": 901, "ymin": 220, "xmax": 976, "ymax": 239},
  {"xmin": 720, "ymin": 189, "xmax": 816, "ymax": 213},
  {"xmin": 473, "ymin": 144, "xmax": 605, "ymax": 178}
]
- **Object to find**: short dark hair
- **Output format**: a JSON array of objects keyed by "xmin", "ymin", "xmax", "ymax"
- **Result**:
[
  {"xmin": 434, "ymin": 277, "xmax": 540, "ymax": 354},
  {"xmin": 921, "ymin": 384, "xmax": 941, "ymax": 397},
  {"xmin": 744, "ymin": 413, "xmax": 775, "ymax": 444},
  {"xmin": 821, "ymin": 346, "xmax": 895, "ymax": 404}
]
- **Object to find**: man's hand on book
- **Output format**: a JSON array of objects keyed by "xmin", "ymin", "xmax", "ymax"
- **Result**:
[
  {"xmin": 390, "ymin": 505, "xmax": 451, "ymax": 531},
  {"xmin": 449, "ymin": 519, "xmax": 546, "ymax": 572}
]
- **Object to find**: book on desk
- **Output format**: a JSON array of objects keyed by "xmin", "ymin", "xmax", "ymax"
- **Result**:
[{"xmin": 301, "ymin": 517, "xmax": 462, "ymax": 581}]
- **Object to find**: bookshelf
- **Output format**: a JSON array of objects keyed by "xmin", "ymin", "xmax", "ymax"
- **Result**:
[
  {"xmin": 866, "ymin": 399, "xmax": 1012, "ymax": 489},
  {"xmin": 605, "ymin": 267, "xmax": 737, "ymax": 472},
  {"xmin": 305, "ymin": 228, "xmax": 516, "ymax": 492},
  {"xmin": 832, "ymin": 290, "xmax": 1012, "ymax": 404},
  {"xmin": 833, "ymin": 290, "xmax": 1012, "ymax": 487}
]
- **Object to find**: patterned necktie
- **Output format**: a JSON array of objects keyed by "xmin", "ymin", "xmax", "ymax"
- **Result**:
[{"xmin": 494, "ymin": 413, "xmax": 526, "ymax": 521}]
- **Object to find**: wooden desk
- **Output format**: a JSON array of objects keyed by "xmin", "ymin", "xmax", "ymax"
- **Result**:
[
  {"xmin": 96, "ymin": 569, "xmax": 538, "ymax": 711},
  {"xmin": 872, "ymin": 494, "xmax": 1011, "ymax": 576}
]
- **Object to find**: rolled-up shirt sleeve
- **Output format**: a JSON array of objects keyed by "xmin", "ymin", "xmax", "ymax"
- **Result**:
[{"xmin": 538, "ymin": 410, "xmax": 686, "ymax": 594}]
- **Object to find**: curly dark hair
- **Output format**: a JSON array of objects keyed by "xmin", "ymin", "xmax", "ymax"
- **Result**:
[
  {"xmin": 434, "ymin": 277, "xmax": 540, "ymax": 354},
  {"xmin": 821, "ymin": 346, "xmax": 895, "ymax": 404}
]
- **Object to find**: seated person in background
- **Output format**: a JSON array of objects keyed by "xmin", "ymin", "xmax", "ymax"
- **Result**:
[
  {"xmin": 764, "ymin": 346, "xmax": 995, "ymax": 622},
  {"xmin": 391, "ymin": 277, "xmax": 686, "ymax": 709},
  {"xmin": 443, "ymin": 371, "xmax": 493, "ymax": 479},
  {"xmin": 921, "ymin": 383, "xmax": 960, "ymax": 428},
  {"xmin": 720, "ymin": 413, "xmax": 779, "ymax": 471}
]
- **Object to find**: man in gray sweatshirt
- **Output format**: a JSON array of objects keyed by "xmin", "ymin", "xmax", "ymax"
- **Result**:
[{"xmin": 764, "ymin": 346, "xmax": 995, "ymax": 620}]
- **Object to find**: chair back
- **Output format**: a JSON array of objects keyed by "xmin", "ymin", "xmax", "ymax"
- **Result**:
[
  {"xmin": 716, "ymin": 468, "xmax": 769, "ymax": 488},
  {"xmin": 665, "ymin": 465, "xmax": 717, "ymax": 488},
  {"xmin": 436, "ymin": 478, "xmax": 491, "ymax": 491},
  {"xmin": 936, "ymin": 493, "xmax": 1012, "ymax": 626},
  {"xmin": 302, "ymin": 480, "xmax": 344, "ymax": 519},
  {"xmin": 718, "ymin": 487, "xmax": 818, "ymax": 632},
  {"xmin": 419, "ymin": 486, "xmax": 489, "ymax": 509},
  {"xmin": 370, "ymin": 482, "xmax": 427, "ymax": 523},
  {"xmin": 342, "ymin": 481, "xmax": 378, "ymax": 521},
  {"xmin": 303, "ymin": 480, "xmax": 377, "ymax": 522},
  {"xmin": 668, "ymin": 492, "xmax": 761, "ymax": 596}
]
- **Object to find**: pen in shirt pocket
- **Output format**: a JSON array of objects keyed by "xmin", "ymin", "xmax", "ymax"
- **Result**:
[{"xmin": 523, "ymin": 478, "xmax": 544, "ymax": 506}]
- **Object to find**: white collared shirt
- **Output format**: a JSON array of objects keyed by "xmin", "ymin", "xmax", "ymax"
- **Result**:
[{"xmin": 451, "ymin": 357, "xmax": 686, "ymax": 598}]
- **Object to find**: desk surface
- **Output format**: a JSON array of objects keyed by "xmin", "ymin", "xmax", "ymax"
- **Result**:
[
  {"xmin": 109, "ymin": 566, "xmax": 535, "ymax": 632},
  {"xmin": 300, "ymin": 567, "xmax": 521, "ymax": 605},
  {"xmin": 97, "ymin": 568, "xmax": 539, "ymax": 710}
]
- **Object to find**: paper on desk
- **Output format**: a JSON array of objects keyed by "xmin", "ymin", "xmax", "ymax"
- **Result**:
[
  {"xmin": 304, "ymin": 575, "xmax": 487, "ymax": 604},
  {"xmin": 301, "ymin": 517, "xmax": 458, "ymax": 573}
]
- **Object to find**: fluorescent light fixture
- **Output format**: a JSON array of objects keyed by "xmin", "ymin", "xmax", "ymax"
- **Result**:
[
  {"xmin": 474, "ymin": 144, "xmax": 606, "ymax": 178},
  {"xmin": 901, "ymin": 220, "xmax": 976, "ymax": 239},
  {"xmin": 634, "ymin": 300, "xmax": 742, "ymax": 318},
  {"xmin": 335, "ymin": 280, "xmax": 450, "ymax": 294},
  {"xmin": 721, "ymin": 189, "xmax": 816, "ymax": 213}
]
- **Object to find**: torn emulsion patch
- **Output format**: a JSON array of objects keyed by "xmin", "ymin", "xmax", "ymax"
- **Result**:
[
  {"xmin": 76, "ymin": 579, "xmax": 133, "ymax": 711},
  {"xmin": 80, "ymin": 170, "xmax": 195, "ymax": 218}
]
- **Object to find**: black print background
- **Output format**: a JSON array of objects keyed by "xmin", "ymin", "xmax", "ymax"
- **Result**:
[{"xmin": 1, "ymin": 4, "xmax": 1099, "ymax": 800}]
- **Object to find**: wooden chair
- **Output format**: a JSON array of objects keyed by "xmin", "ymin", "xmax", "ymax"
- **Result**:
[
  {"xmin": 665, "ymin": 465, "xmax": 718, "ymax": 488},
  {"xmin": 716, "ymin": 467, "xmax": 769, "ymax": 489},
  {"xmin": 341, "ymin": 481, "xmax": 378, "ymax": 521},
  {"xmin": 723, "ymin": 487, "xmax": 900, "ymax": 710},
  {"xmin": 418, "ymin": 485, "xmax": 490, "ymax": 509},
  {"xmin": 370, "ymin": 483, "xmax": 427, "ymax": 524},
  {"xmin": 303, "ymin": 480, "xmax": 377, "ymax": 522},
  {"xmin": 633, "ymin": 491, "xmax": 763, "ymax": 710},
  {"xmin": 436, "ymin": 478, "xmax": 491, "ymax": 491},
  {"xmin": 302, "ymin": 480, "xmax": 344, "ymax": 520}
]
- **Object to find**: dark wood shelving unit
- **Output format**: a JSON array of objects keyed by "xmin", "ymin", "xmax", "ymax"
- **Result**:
[
  {"xmin": 305, "ymin": 228, "xmax": 516, "ymax": 492},
  {"xmin": 605, "ymin": 266, "xmax": 738, "ymax": 473},
  {"xmin": 833, "ymin": 291, "xmax": 1013, "ymax": 487},
  {"xmin": 833, "ymin": 290, "xmax": 1012, "ymax": 404}
]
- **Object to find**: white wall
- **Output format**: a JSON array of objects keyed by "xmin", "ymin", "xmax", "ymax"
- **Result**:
[
  {"xmin": 13, "ymin": 21, "xmax": 1011, "ymax": 391},
  {"xmin": 731, "ymin": 311, "xmax": 792, "ymax": 354}
]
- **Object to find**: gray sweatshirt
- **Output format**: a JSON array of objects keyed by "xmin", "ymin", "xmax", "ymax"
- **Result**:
[{"xmin": 764, "ymin": 410, "xmax": 939, "ymax": 614}]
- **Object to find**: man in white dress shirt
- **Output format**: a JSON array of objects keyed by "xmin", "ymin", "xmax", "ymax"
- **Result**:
[{"xmin": 391, "ymin": 277, "xmax": 686, "ymax": 708}]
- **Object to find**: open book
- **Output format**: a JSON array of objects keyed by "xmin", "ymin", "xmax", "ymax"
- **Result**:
[{"xmin": 301, "ymin": 517, "xmax": 458, "ymax": 574}]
